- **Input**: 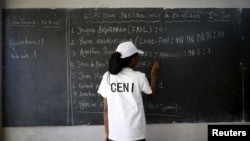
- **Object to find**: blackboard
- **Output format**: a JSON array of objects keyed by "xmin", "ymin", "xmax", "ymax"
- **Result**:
[
  {"xmin": 2, "ymin": 8, "xmax": 248, "ymax": 126},
  {"xmin": 241, "ymin": 8, "xmax": 250, "ymax": 122},
  {"xmin": 2, "ymin": 9, "xmax": 69, "ymax": 126}
]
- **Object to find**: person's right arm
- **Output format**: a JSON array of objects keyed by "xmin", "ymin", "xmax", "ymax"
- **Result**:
[{"xmin": 148, "ymin": 61, "xmax": 160, "ymax": 100}]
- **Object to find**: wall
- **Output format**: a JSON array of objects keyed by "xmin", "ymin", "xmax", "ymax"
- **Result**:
[
  {"xmin": 1, "ymin": 0, "xmax": 3, "ymax": 140},
  {"xmin": 2, "ymin": 0, "xmax": 250, "ymax": 8},
  {"xmin": 2, "ymin": 0, "xmax": 250, "ymax": 141}
]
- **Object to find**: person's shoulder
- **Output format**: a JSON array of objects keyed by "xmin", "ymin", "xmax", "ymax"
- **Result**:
[
  {"xmin": 102, "ymin": 71, "xmax": 110, "ymax": 78},
  {"xmin": 133, "ymin": 70, "xmax": 146, "ymax": 77}
]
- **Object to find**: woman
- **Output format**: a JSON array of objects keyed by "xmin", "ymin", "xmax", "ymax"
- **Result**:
[{"xmin": 98, "ymin": 41, "xmax": 160, "ymax": 141}]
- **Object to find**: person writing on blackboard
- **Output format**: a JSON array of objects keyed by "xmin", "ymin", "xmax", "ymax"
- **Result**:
[{"xmin": 97, "ymin": 41, "xmax": 160, "ymax": 141}]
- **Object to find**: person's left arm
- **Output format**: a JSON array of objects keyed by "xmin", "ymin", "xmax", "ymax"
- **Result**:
[{"xmin": 103, "ymin": 98, "xmax": 109, "ymax": 141}]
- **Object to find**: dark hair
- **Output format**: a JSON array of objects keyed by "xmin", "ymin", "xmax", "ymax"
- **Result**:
[{"xmin": 108, "ymin": 52, "xmax": 138, "ymax": 74}]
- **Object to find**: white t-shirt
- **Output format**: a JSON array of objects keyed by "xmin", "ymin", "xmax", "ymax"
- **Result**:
[{"xmin": 97, "ymin": 67, "xmax": 152, "ymax": 141}]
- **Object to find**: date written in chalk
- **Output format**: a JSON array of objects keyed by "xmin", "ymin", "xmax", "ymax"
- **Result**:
[{"xmin": 208, "ymin": 125, "xmax": 250, "ymax": 140}]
